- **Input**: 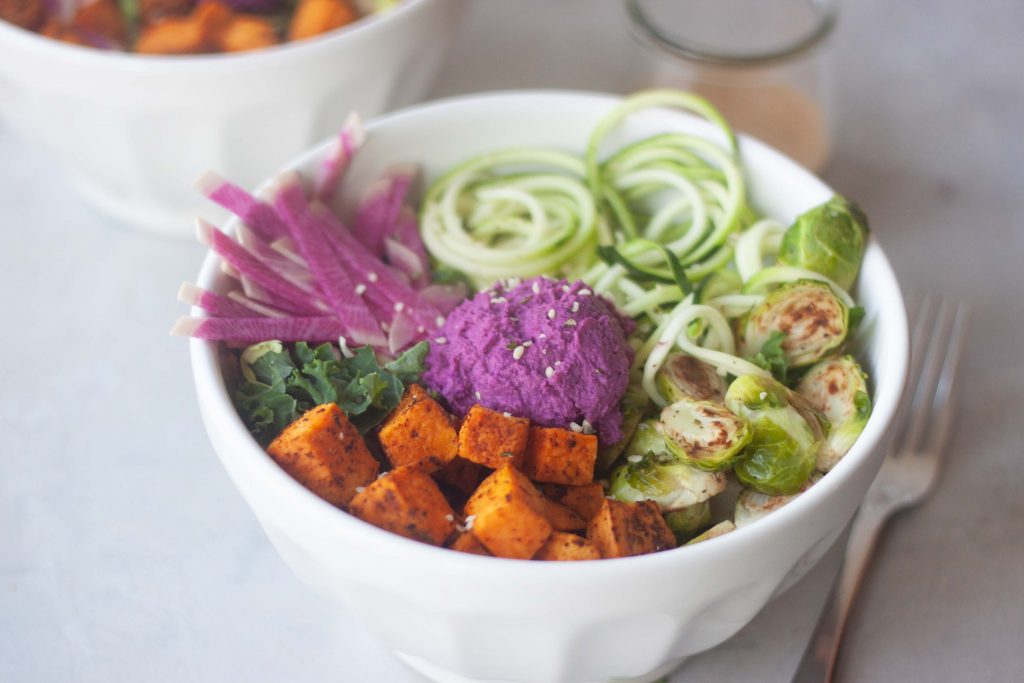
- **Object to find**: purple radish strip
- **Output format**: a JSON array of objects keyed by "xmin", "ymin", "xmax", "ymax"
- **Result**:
[
  {"xmin": 237, "ymin": 224, "xmax": 316, "ymax": 289},
  {"xmin": 196, "ymin": 171, "xmax": 288, "ymax": 242},
  {"xmin": 418, "ymin": 283, "xmax": 469, "ymax": 315},
  {"xmin": 178, "ymin": 282, "xmax": 256, "ymax": 318},
  {"xmin": 273, "ymin": 172, "xmax": 387, "ymax": 347},
  {"xmin": 315, "ymin": 112, "xmax": 365, "ymax": 204},
  {"xmin": 172, "ymin": 316, "xmax": 350, "ymax": 342},
  {"xmin": 305, "ymin": 200, "xmax": 444, "ymax": 334},
  {"xmin": 351, "ymin": 165, "xmax": 417, "ymax": 257},
  {"xmin": 226, "ymin": 291, "xmax": 289, "ymax": 318},
  {"xmin": 384, "ymin": 237, "xmax": 428, "ymax": 289},
  {"xmin": 390, "ymin": 206, "xmax": 430, "ymax": 288},
  {"xmin": 197, "ymin": 219, "xmax": 325, "ymax": 317}
]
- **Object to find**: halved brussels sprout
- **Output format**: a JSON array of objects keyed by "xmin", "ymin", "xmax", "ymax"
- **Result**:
[
  {"xmin": 778, "ymin": 195, "xmax": 869, "ymax": 291},
  {"xmin": 661, "ymin": 398, "xmax": 752, "ymax": 471},
  {"xmin": 739, "ymin": 280, "xmax": 849, "ymax": 369},
  {"xmin": 726, "ymin": 374, "xmax": 821, "ymax": 496},
  {"xmin": 685, "ymin": 520, "xmax": 736, "ymax": 545},
  {"xmin": 656, "ymin": 351, "xmax": 728, "ymax": 403},
  {"xmin": 796, "ymin": 355, "xmax": 872, "ymax": 472},
  {"xmin": 609, "ymin": 449, "xmax": 728, "ymax": 510},
  {"xmin": 664, "ymin": 501, "xmax": 711, "ymax": 543},
  {"xmin": 734, "ymin": 473, "xmax": 821, "ymax": 528}
]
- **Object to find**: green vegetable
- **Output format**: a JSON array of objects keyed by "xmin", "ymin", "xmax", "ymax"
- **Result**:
[
  {"xmin": 596, "ymin": 385, "xmax": 649, "ymax": 473},
  {"xmin": 777, "ymin": 195, "xmax": 869, "ymax": 291},
  {"xmin": 734, "ymin": 474, "xmax": 819, "ymax": 528},
  {"xmin": 233, "ymin": 340, "xmax": 429, "ymax": 445},
  {"xmin": 608, "ymin": 432, "xmax": 727, "ymax": 510},
  {"xmin": 726, "ymin": 374, "xmax": 821, "ymax": 495},
  {"xmin": 685, "ymin": 520, "xmax": 735, "ymax": 545},
  {"xmin": 660, "ymin": 397, "xmax": 752, "ymax": 471},
  {"xmin": 655, "ymin": 352, "xmax": 727, "ymax": 404},
  {"xmin": 748, "ymin": 330, "xmax": 790, "ymax": 383},
  {"xmin": 795, "ymin": 355, "xmax": 872, "ymax": 472},
  {"xmin": 739, "ymin": 280, "xmax": 850, "ymax": 369},
  {"xmin": 664, "ymin": 501, "xmax": 711, "ymax": 543}
]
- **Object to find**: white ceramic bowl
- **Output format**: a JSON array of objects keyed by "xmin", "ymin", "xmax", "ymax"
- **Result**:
[
  {"xmin": 189, "ymin": 91, "xmax": 909, "ymax": 683},
  {"xmin": 0, "ymin": 0, "xmax": 466, "ymax": 237}
]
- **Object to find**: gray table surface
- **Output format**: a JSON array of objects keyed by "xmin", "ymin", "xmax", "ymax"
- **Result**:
[{"xmin": 3, "ymin": 1, "xmax": 1023, "ymax": 681}]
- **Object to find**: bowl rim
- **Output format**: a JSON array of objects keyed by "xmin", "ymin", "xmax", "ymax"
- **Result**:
[
  {"xmin": 190, "ymin": 89, "xmax": 910, "ymax": 576},
  {"xmin": 0, "ymin": 0, "xmax": 438, "ymax": 71}
]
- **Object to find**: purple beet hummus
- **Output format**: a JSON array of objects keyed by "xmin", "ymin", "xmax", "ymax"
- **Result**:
[{"xmin": 423, "ymin": 277, "xmax": 634, "ymax": 442}]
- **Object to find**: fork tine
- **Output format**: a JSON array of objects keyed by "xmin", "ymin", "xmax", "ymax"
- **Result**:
[
  {"xmin": 902, "ymin": 300, "xmax": 954, "ymax": 453},
  {"xmin": 890, "ymin": 296, "xmax": 935, "ymax": 451},
  {"xmin": 924, "ymin": 302, "xmax": 969, "ymax": 455}
]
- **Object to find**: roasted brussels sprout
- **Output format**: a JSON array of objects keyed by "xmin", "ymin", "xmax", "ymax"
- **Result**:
[
  {"xmin": 664, "ymin": 501, "xmax": 711, "ymax": 543},
  {"xmin": 739, "ymin": 280, "xmax": 849, "ymax": 369},
  {"xmin": 661, "ymin": 397, "xmax": 752, "ymax": 471},
  {"xmin": 734, "ymin": 474, "xmax": 820, "ymax": 528},
  {"xmin": 685, "ymin": 520, "xmax": 735, "ymax": 545},
  {"xmin": 777, "ymin": 195, "xmax": 869, "ymax": 291},
  {"xmin": 725, "ymin": 374, "xmax": 821, "ymax": 496},
  {"xmin": 596, "ymin": 386, "xmax": 649, "ymax": 473},
  {"xmin": 796, "ymin": 355, "xmax": 872, "ymax": 472},
  {"xmin": 609, "ymin": 449, "xmax": 727, "ymax": 510},
  {"xmin": 655, "ymin": 352, "xmax": 728, "ymax": 403}
]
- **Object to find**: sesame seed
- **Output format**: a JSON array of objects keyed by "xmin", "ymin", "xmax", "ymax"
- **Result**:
[
  {"xmin": 759, "ymin": 391, "xmax": 768, "ymax": 400},
  {"xmin": 547, "ymin": 309, "xmax": 556, "ymax": 320},
  {"xmin": 538, "ymin": 333, "xmax": 547, "ymax": 339},
  {"xmin": 522, "ymin": 341, "xmax": 533, "ymax": 347},
  {"xmin": 502, "ymin": 411, "xmax": 511, "ymax": 417},
  {"xmin": 506, "ymin": 277, "xmax": 521, "ymax": 288},
  {"xmin": 394, "ymin": 302, "xmax": 405, "ymax": 312},
  {"xmin": 475, "ymin": 391, "xmax": 482, "ymax": 400},
  {"xmin": 435, "ymin": 337, "xmax": 448, "ymax": 344},
  {"xmin": 435, "ymin": 315, "xmax": 446, "ymax": 327},
  {"xmin": 555, "ymin": 361, "xmax": 562, "ymax": 366},
  {"xmin": 355, "ymin": 486, "xmax": 365, "ymax": 493},
  {"xmin": 532, "ymin": 282, "xmax": 541, "ymax": 294},
  {"xmin": 579, "ymin": 289, "xmax": 592, "ymax": 296},
  {"xmin": 581, "ymin": 419, "xmax": 595, "ymax": 435},
  {"xmin": 545, "ymin": 367, "xmax": 555, "ymax": 378},
  {"xmin": 627, "ymin": 455, "xmax": 643, "ymax": 463},
  {"xmin": 571, "ymin": 301, "xmax": 580, "ymax": 313},
  {"xmin": 445, "ymin": 514, "xmax": 455, "ymax": 522},
  {"xmin": 512, "ymin": 345, "xmax": 525, "ymax": 360},
  {"xmin": 569, "ymin": 422, "xmax": 583, "ymax": 433},
  {"xmin": 565, "ymin": 319, "xmax": 577, "ymax": 326},
  {"xmin": 491, "ymin": 296, "xmax": 507, "ymax": 304},
  {"xmin": 368, "ymin": 272, "xmax": 379, "ymax": 283},
  {"xmin": 417, "ymin": 326, "xmax": 425, "ymax": 333},
  {"xmin": 354, "ymin": 283, "xmax": 367, "ymax": 295},
  {"xmin": 561, "ymin": 285, "xmax": 571, "ymax": 293}
]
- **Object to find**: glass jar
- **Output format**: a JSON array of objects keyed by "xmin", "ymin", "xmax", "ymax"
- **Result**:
[{"xmin": 625, "ymin": 0, "xmax": 838, "ymax": 172}]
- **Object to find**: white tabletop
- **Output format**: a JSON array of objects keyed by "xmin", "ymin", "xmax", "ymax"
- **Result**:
[{"xmin": 3, "ymin": 1, "xmax": 1023, "ymax": 681}]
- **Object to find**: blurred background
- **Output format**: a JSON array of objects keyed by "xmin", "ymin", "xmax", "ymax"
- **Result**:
[{"xmin": 1, "ymin": 0, "xmax": 1022, "ymax": 681}]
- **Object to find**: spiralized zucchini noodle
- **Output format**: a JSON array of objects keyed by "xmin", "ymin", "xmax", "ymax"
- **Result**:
[{"xmin": 420, "ymin": 90, "xmax": 857, "ymax": 405}]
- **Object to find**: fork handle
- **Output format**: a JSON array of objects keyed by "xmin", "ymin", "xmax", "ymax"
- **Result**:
[{"xmin": 791, "ymin": 506, "xmax": 889, "ymax": 683}]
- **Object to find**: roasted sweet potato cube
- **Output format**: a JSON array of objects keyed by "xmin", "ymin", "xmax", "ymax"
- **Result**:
[
  {"xmin": 448, "ymin": 532, "xmax": 491, "ymax": 556},
  {"xmin": 457, "ymin": 405, "xmax": 530, "ymax": 468},
  {"xmin": 217, "ymin": 15, "xmax": 278, "ymax": 53},
  {"xmin": 378, "ymin": 384, "xmax": 458, "ymax": 473},
  {"xmin": 434, "ymin": 456, "xmax": 485, "ymax": 497},
  {"xmin": 135, "ymin": 17, "xmax": 206, "ymax": 53},
  {"xmin": 287, "ymin": 0, "xmax": 356, "ymax": 42},
  {"xmin": 266, "ymin": 403, "xmax": 378, "ymax": 508},
  {"xmin": 543, "ymin": 498, "xmax": 585, "ymax": 532},
  {"xmin": 349, "ymin": 467, "xmax": 455, "ymax": 546},
  {"xmin": 533, "ymin": 532, "xmax": 600, "ymax": 561},
  {"xmin": 72, "ymin": 0, "xmax": 126, "ymax": 45},
  {"xmin": 1, "ymin": 0, "xmax": 46, "ymax": 30},
  {"xmin": 587, "ymin": 499, "xmax": 676, "ymax": 559},
  {"xmin": 523, "ymin": 426, "xmax": 598, "ymax": 486},
  {"xmin": 464, "ymin": 464, "xmax": 552, "ymax": 559},
  {"xmin": 538, "ymin": 482, "xmax": 606, "ymax": 522}
]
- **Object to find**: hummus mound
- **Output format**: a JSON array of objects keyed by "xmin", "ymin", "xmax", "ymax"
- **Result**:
[{"xmin": 423, "ymin": 277, "xmax": 633, "ymax": 442}]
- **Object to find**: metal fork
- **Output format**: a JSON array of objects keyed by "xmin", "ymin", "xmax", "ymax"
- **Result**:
[{"xmin": 791, "ymin": 298, "xmax": 969, "ymax": 683}]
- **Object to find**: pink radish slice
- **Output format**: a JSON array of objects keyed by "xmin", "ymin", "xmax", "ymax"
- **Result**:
[
  {"xmin": 198, "ymin": 219, "xmax": 326, "ymax": 317},
  {"xmin": 178, "ymin": 282, "xmax": 256, "ymax": 318},
  {"xmin": 418, "ymin": 283, "xmax": 469, "ymax": 315},
  {"xmin": 384, "ymin": 237, "xmax": 428, "ymax": 289},
  {"xmin": 196, "ymin": 171, "xmax": 288, "ymax": 242},
  {"xmin": 273, "ymin": 172, "xmax": 387, "ymax": 347},
  {"xmin": 171, "ymin": 315, "xmax": 349, "ymax": 342},
  {"xmin": 351, "ymin": 166, "xmax": 417, "ymax": 257},
  {"xmin": 315, "ymin": 112, "xmax": 365, "ymax": 204}
]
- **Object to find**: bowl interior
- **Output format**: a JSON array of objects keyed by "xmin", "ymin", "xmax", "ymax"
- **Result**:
[{"xmin": 190, "ymin": 90, "xmax": 908, "ymax": 576}]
